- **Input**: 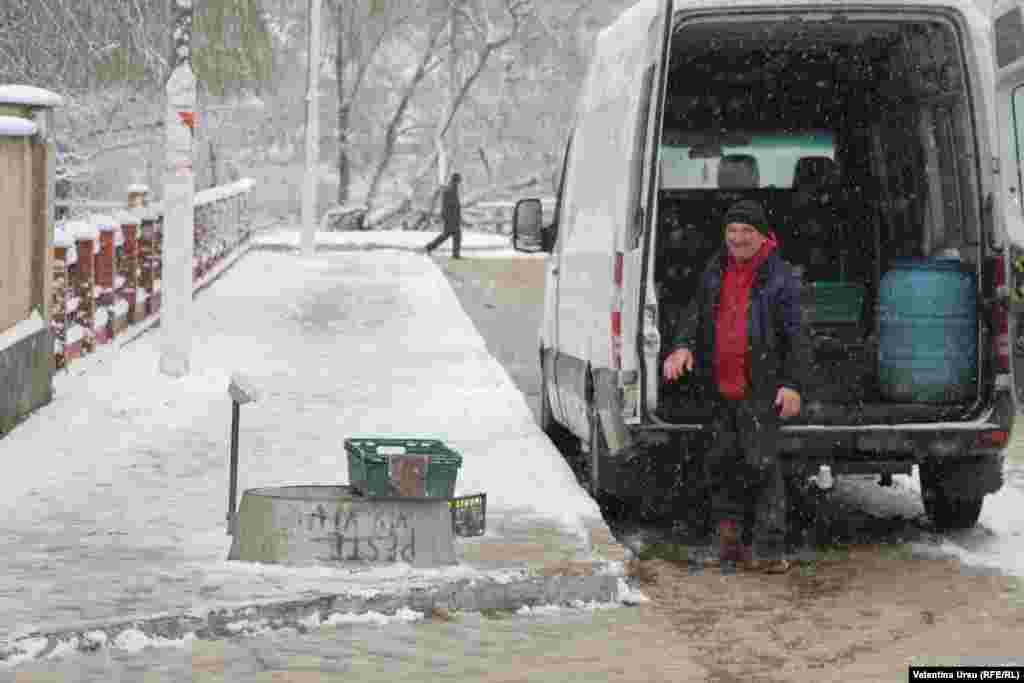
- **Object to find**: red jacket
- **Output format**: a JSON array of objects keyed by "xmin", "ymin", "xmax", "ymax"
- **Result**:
[{"xmin": 715, "ymin": 235, "xmax": 779, "ymax": 400}]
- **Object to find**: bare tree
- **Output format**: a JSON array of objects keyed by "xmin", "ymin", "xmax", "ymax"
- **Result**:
[
  {"xmin": 365, "ymin": 0, "xmax": 538, "ymax": 227},
  {"xmin": 324, "ymin": 0, "xmax": 408, "ymax": 203},
  {"xmin": 363, "ymin": 18, "xmax": 448, "ymax": 204}
]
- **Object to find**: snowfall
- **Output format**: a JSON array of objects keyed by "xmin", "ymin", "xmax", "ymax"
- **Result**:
[
  {"xmin": 0, "ymin": 228, "xmax": 1022, "ymax": 662},
  {"xmin": 0, "ymin": 230, "xmax": 600, "ymax": 651}
]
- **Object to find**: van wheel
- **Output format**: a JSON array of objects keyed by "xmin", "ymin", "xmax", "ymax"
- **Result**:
[
  {"xmin": 594, "ymin": 489, "xmax": 635, "ymax": 524},
  {"xmin": 921, "ymin": 490, "xmax": 984, "ymax": 532},
  {"xmin": 587, "ymin": 410, "xmax": 637, "ymax": 524},
  {"xmin": 919, "ymin": 465, "xmax": 985, "ymax": 532}
]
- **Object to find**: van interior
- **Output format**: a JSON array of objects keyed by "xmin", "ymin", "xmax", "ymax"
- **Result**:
[{"xmin": 654, "ymin": 13, "xmax": 990, "ymax": 425}]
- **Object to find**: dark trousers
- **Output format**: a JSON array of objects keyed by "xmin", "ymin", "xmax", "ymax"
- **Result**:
[
  {"xmin": 425, "ymin": 227, "xmax": 461, "ymax": 258},
  {"xmin": 693, "ymin": 397, "xmax": 788, "ymax": 560}
]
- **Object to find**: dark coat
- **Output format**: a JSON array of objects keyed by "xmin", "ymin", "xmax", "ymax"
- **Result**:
[
  {"xmin": 441, "ymin": 183, "xmax": 461, "ymax": 233},
  {"xmin": 670, "ymin": 248, "xmax": 811, "ymax": 406}
]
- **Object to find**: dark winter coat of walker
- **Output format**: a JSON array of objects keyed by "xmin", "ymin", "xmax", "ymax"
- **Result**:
[
  {"xmin": 425, "ymin": 173, "xmax": 462, "ymax": 259},
  {"xmin": 663, "ymin": 199, "xmax": 812, "ymax": 574}
]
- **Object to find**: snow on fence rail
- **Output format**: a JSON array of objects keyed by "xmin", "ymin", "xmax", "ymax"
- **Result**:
[
  {"xmin": 50, "ymin": 179, "xmax": 255, "ymax": 369},
  {"xmin": 462, "ymin": 197, "xmax": 556, "ymax": 235}
]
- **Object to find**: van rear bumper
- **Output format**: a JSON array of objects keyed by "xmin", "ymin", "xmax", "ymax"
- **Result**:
[{"xmin": 634, "ymin": 408, "xmax": 1007, "ymax": 460}]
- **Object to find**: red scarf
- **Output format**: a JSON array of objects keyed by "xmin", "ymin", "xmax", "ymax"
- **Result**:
[{"xmin": 715, "ymin": 234, "xmax": 778, "ymax": 400}]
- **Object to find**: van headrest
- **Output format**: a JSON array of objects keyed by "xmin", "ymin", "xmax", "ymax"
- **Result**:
[
  {"xmin": 717, "ymin": 154, "xmax": 759, "ymax": 189},
  {"xmin": 793, "ymin": 156, "xmax": 838, "ymax": 191}
]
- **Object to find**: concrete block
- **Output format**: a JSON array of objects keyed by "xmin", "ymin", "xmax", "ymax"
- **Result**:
[
  {"xmin": 0, "ymin": 324, "xmax": 53, "ymax": 434},
  {"xmin": 228, "ymin": 485, "xmax": 456, "ymax": 568}
]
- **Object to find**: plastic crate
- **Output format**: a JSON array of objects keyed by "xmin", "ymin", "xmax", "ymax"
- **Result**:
[
  {"xmin": 806, "ymin": 282, "xmax": 866, "ymax": 325},
  {"xmin": 345, "ymin": 437, "xmax": 462, "ymax": 498}
]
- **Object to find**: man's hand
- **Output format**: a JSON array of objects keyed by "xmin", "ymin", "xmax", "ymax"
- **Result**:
[
  {"xmin": 663, "ymin": 348, "xmax": 694, "ymax": 382},
  {"xmin": 775, "ymin": 386, "xmax": 802, "ymax": 419}
]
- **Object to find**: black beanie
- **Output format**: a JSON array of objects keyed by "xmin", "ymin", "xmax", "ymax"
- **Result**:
[{"xmin": 723, "ymin": 199, "xmax": 768, "ymax": 236}]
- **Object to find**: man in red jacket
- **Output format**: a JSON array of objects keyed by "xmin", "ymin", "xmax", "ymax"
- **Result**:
[{"xmin": 663, "ymin": 199, "xmax": 811, "ymax": 574}]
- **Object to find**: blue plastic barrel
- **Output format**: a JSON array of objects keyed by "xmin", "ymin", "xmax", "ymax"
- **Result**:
[{"xmin": 878, "ymin": 258, "xmax": 978, "ymax": 403}]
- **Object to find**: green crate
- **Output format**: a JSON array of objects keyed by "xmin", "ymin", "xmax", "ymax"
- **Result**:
[
  {"xmin": 344, "ymin": 437, "xmax": 463, "ymax": 498},
  {"xmin": 807, "ymin": 282, "xmax": 866, "ymax": 325}
]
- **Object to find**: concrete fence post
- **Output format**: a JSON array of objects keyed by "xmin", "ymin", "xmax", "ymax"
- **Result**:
[
  {"xmin": 151, "ymin": 214, "xmax": 164, "ymax": 315},
  {"xmin": 73, "ymin": 233, "xmax": 96, "ymax": 356},
  {"xmin": 119, "ymin": 212, "xmax": 141, "ymax": 324},
  {"xmin": 138, "ymin": 211, "xmax": 158, "ymax": 319},
  {"xmin": 51, "ymin": 243, "xmax": 69, "ymax": 370},
  {"xmin": 95, "ymin": 221, "xmax": 116, "ymax": 346}
]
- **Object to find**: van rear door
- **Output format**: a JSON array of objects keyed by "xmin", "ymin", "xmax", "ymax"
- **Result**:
[
  {"xmin": 993, "ymin": 0, "xmax": 1024, "ymax": 406},
  {"xmin": 994, "ymin": 0, "xmax": 1024, "ymax": 249},
  {"xmin": 552, "ymin": 0, "xmax": 674, "ymax": 442},
  {"xmin": 625, "ymin": 0, "xmax": 674, "ymax": 424}
]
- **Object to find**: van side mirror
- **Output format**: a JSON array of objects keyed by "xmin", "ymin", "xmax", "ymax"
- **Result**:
[{"xmin": 512, "ymin": 198, "xmax": 547, "ymax": 253}]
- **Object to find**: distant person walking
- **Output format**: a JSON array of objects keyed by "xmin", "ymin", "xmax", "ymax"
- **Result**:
[{"xmin": 425, "ymin": 172, "xmax": 463, "ymax": 259}]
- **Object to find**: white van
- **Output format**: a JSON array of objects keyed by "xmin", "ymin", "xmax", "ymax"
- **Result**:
[{"xmin": 513, "ymin": 0, "xmax": 1024, "ymax": 531}]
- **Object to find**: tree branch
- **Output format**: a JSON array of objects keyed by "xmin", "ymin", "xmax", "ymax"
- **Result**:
[{"xmin": 364, "ymin": 17, "xmax": 447, "ymax": 204}]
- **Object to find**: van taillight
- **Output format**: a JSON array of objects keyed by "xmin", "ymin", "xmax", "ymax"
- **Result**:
[
  {"xmin": 611, "ymin": 311, "xmax": 622, "ymax": 369},
  {"xmin": 611, "ymin": 252, "xmax": 623, "ymax": 369},
  {"xmin": 975, "ymin": 430, "xmax": 1010, "ymax": 449},
  {"xmin": 994, "ymin": 255, "xmax": 1011, "ymax": 373}
]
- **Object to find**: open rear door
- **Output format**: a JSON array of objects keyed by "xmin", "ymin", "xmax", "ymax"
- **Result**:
[
  {"xmin": 630, "ymin": 0, "xmax": 674, "ymax": 423},
  {"xmin": 995, "ymin": 0, "xmax": 1024, "ymax": 247},
  {"xmin": 993, "ymin": 0, "xmax": 1024, "ymax": 404},
  {"xmin": 552, "ymin": 0, "xmax": 675, "ymax": 445}
]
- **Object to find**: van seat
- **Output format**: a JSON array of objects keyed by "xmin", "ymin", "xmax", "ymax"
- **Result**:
[
  {"xmin": 717, "ymin": 154, "xmax": 759, "ymax": 189},
  {"xmin": 793, "ymin": 156, "xmax": 839, "ymax": 192}
]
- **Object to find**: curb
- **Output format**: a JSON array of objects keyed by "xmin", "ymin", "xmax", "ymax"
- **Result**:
[{"xmin": 1, "ymin": 572, "xmax": 631, "ymax": 666}]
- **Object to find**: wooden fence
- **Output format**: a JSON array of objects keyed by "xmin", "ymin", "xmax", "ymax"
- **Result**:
[{"xmin": 51, "ymin": 179, "xmax": 255, "ymax": 368}]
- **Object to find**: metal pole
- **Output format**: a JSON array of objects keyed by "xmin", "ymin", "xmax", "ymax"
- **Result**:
[
  {"xmin": 228, "ymin": 401, "xmax": 240, "ymax": 534},
  {"xmin": 448, "ymin": 0, "xmax": 458, "ymax": 180},
  {"xmin": 300, "ymin": 0, "xmax": 322, "ymax": 257}
]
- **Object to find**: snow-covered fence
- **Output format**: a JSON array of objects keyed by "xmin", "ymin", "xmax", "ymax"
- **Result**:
[
  {"xmin": 51, "ymin": 178, "xmax": 255, "ymax": 368},
  {"xmin": 463, "ymin": 197, "xmax": 556, "ymax": 235}
]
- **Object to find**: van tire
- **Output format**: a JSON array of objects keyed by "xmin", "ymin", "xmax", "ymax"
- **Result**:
[
  {"xmin": 919, "ymin": 463, "xmax": 987, "ymax": 531},
  {"xmin": 588, "ymin": 408, "xmax": 637, "ymax": 524},
  {"xmin": 923, "ymin": 492, "xmax": 984, "ymax": 532}
]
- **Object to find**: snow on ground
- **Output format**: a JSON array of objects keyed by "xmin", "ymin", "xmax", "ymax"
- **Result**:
[
  {"xmin": 839, "ymin": 464, "xmax": 1024, "ymax": 577},
  {"xmin": 0, "ymin": 236, "xmax": 597, "ymax": 639}
]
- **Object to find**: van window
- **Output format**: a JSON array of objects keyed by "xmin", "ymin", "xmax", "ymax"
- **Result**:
[{"xmin": 659, "ymin": 130, "xmax": 836, "ymax": 190}]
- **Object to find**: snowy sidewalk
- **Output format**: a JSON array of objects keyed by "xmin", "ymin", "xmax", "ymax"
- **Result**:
[{"xmin": 0, "ymin": 237, "xmax": 623, "ymax": 655}]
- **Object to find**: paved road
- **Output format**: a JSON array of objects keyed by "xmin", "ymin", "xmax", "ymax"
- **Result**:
[
  {"xmin": 4, "ymin": 605, "xmax": 709, "ymax": 683},
  {"xmin": 436, "ymin": 256, "xmax": 545, "ymax": 425}
]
